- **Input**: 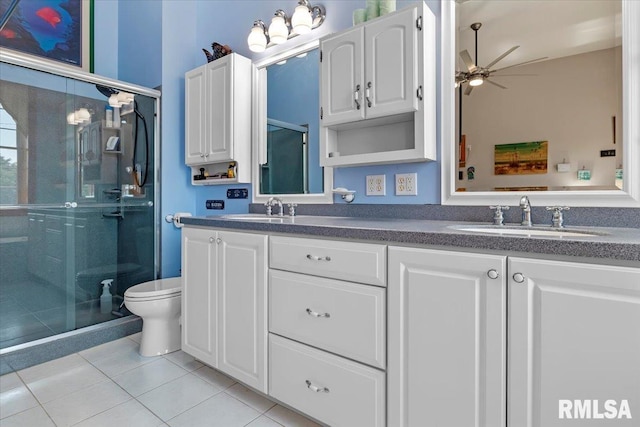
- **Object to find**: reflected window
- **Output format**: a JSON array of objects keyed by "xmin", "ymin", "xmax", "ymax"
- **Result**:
[{"xmin": 0, "ymin": 102, "xmax": 20, "ymax": 204}]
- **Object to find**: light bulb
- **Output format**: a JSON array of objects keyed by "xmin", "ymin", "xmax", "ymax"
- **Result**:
[
  {"xmin": 247, "ymin": 25, "xmax": 267, "ymax": 52},
  {"xmin": 469, "ymin": 75, "xmax": 484, "ymax": 87},
  {"xmin": 269, "ymin": 15, "xmax": 289, "ymax": 44},
  {"xmin": 291, "ymin": 4, "xmax": 312, "ymax": 35},
  {"xmin": 77, "ymin": 108, "xmax": 91, "ymax": 123},
  {"xmin": 116, "ymin": 92, "xmax": 132, "ymax": 106},
  {"xmin": 108, "ymin": 94, "xmax": 119, "ymax": 107}
]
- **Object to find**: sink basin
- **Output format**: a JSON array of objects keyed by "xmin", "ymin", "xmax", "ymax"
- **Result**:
[
  {"xmin": 452, "ymin": 225, "xmax": 605, "ymax": 237},
  {"xmin": 220, "ymin": 214, "xmax": 290, "ymax": 223}
]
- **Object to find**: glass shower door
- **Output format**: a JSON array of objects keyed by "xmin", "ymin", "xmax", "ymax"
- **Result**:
[{"xmin": 0, "ymin": 60, "xmax": 158, "ymax": 349}]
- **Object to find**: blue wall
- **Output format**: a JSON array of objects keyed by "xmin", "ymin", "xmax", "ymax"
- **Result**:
[{"xmin": 107, "ymin": 0, "xmax": 442, "ymax": 276}]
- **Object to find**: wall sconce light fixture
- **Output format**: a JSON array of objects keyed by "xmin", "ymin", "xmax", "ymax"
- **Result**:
[
  {"xmin": 248, "ymin": 0, "xmax": 326, "ymax": 53},
  {"xmin": 108, "ymin": 91, "xmax": 134, "ymax": 108},
  {"xmin": 67, "ymin": 107, "xmax": 92, "ymax": 125},
  {"xmin": 248, "ymin": 20, "xmax": 269, "ymax": 52}
]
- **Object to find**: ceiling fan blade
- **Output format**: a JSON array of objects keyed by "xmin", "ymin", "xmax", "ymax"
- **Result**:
[
  {"xmin": 486, "ymin": 79, "xmax": 507, "ymax": 89},
  {"xmin": 464, "ymin": 84, "xmax": 474, "ymax": 96},
  {"xmin": 485, "ymin": 46, "xmax": 519, "ymax": 70},
  {"xmin": 493, "ymin": 57, "xmax": 548, "ymax": 73},
  {"xmin": 459, "ymin": 50, "xmax": 477, "ymax": 72},
  {"xmin": 488, "ymin": 73, "xmax": 537, "ymax": 77}
]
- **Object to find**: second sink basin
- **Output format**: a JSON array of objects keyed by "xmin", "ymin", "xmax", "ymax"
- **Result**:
[{"xmin": 453, "ymin": 225, "xmax": 605, "ymax": 238}]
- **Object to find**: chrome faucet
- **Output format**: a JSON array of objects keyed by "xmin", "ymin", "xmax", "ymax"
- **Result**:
[
  {"xmin": 519, "ymin": 196, "xmax": 532, "ymax": 227},
  {"xmin": 265, "ymin": 197, "xmax": 284, "ymax": 217}
]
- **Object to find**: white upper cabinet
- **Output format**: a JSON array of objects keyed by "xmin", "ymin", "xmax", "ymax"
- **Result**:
[
  {"xmin": 320, "ymin": 27, "xmax": 365, "ymax": 125},
  {"xmin": 365, "ymin": 8, "xmax": 418, "ymax": 119},
  {"xmin": 319, "ymin": 2, "xmax": 435, "ymax": 167},
  {"xmin": 321, "ymin": 7, "xmax": 417, "ymax": 126},
  {"xmin": 185, "ymin": 66, "xmax": 208, "ymax": 165},
  {"xmin": 185, "ymin": 54, "xmax": 252, "ymax": 183}
]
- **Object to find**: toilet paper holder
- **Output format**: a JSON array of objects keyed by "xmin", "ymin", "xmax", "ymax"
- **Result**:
[{"xmin": 165, "ymin": 212, "xmax": 192, "ymax": 228}]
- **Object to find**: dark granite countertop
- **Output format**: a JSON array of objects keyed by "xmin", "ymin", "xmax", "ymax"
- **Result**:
[{"xmin": 181, "ymin": 214, "xmax": 640, "ymax": 263}]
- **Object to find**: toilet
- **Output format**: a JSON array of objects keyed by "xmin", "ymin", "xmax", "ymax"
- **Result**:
[{"xmin": 124, "ymin": 277, "xmax": 182, "ymax": 357}]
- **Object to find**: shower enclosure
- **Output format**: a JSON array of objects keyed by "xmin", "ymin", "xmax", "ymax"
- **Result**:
[
  {"xmin": 0, "ymin": 52, "xmax": 159, "ymax": 353},
  {"xmin": 260, "ymin": 118, "xmax": 309, "ymax": 195}
]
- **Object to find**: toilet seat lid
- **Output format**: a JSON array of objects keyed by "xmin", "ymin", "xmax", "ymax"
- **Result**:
[{"xmin": 125, "ymin": 277, "xmax": 181, "ymax": 299}]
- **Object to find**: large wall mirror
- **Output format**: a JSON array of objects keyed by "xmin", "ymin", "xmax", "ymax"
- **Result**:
[
  {"xmin": 441, "ymin": 0, "xmax": 639, "ymax": 207},
  {"xmin": 252, "ymin": 41, "xmax": 333, "ymax": 204}
]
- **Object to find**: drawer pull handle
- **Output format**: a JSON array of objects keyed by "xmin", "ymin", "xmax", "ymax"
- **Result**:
[
  {"xmin": 306, "ymin": 308, "xmax": 330, "ymax": 318},
  {"xmin": 305, "ymin": 380, "xmax": 330, "ymax": 393},
  {"xmin": 306, "ymin": 254, "xmax": 331, "ymax": 262}
]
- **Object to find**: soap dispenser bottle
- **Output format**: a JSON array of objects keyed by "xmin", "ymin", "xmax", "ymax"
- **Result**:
[{"xmin": 100, "ymin": 279, "xmax": 113, "ymax": 314}]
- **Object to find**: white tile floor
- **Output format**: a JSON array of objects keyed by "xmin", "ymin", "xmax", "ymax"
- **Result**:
[{"xmin": 0, "ymin": 333, "xmax": 323, "ymax": 427}]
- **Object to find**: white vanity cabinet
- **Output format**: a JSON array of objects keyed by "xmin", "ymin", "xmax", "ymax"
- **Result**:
[
  {"xmin": 388, "ymin": 247, "xmax": 507, "ymax": 427},
  {"xmin": 268, "ymin": 236, "xmax": 387, "ymax": 427},
  {"xmin": 184, "ymin": 53, "xmax": 252, "ymax": 184},
  {"xmin": 181, "ymin": 227, "xmax": 268, "ymax": 392},
  {"xmin": 508, "ymin": 257, "xmax": 640, "ymax": 427},
  {"xmin": 319, "ymin": 2, "xmax": 436, "ymax": 167}
]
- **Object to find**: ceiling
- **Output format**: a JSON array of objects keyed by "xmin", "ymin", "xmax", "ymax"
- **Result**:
[{"xmin": 456, "ymin": 0, "xmax": 622, "ymax": 72}]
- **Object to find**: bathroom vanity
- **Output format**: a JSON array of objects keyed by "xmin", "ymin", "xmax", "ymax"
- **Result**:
[{"xmin": 180, "ymin": 215, "xmax": 640, "ymax": 427}]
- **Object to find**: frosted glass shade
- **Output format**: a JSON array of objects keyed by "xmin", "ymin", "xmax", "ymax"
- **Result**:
[
  {"xmin": 247, "ymin": 26, "xmax": 267, "ymax": 52},
  {"xmin": 291, "ymin": 5, "xmax": 312, "ymax": 34},
  {"xmin": 469, "ymin": 75, "xmax": 484, "ymax": 86},
  {"xmin": 77, "ymin": 108, "xmax": 91, "ymax": 124},
  {"xmin": 108, "ymin": 94, "xmax": 119, "ymax": 107},
  {"xmin": 269, "ymin": 16, "xmax": 289, "ymax": 44}
]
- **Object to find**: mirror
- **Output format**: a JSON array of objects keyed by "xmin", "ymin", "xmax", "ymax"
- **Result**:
[
  {"xmin": 442, "ymin": 0, "xmax": 640, "ymax": 207},
  {"xmin": 253, "ymin": 41, "xmax": 333, "ymax": 204}
]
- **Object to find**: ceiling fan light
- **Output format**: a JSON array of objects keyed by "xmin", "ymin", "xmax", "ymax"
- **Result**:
[{"xmin": 469, "ymin": 75, "xmax": 484, "ymax": 87}]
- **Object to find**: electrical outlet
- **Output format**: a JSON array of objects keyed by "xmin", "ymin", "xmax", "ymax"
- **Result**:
[
  {"xmin": 395, "ymin": 173, "xmax": 417, "ymax": 195},
  {"xmin": 366, "ymin": 174, "xmax": 386, "ymax": 196}
]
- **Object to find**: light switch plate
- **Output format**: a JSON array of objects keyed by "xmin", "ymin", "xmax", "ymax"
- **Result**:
[
  {"xmin": 395, "ymin": 173, "xmax": 417, "ymax": 195},
  {"xmin": 366, "ymin": 175, "xmax": 386, "ymax": 196}
]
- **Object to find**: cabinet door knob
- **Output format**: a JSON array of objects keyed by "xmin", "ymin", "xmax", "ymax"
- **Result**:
[
  {"xmin": 487, "ymin": 269, "xmax": 499, "ymax": 279},
  {"xmin": 216, "ymin": 237, "xmax": 222, "ymax": 244},
  {"xmin": 513, "ymin": 273, "xmax": 525, "ymax": 283},
  {"xmin": 306, "ymin": 254, "xmax": 331, "ymax": 262},
  {"xmin": 209, "ymin": 237, "xmax": 215, "ymax": 243},
  {"xmin": 366, "ymin": 81, "xmax": 373, "ymax": 108},
  {"xmin": 305, "ymin": 380, "xmax": 330, "ymax": 393},
  {"xmin": 306, "ymin": 308, "xmax": 330, "ymax": 318}
]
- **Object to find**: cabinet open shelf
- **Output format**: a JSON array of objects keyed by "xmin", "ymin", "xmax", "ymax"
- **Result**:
[{"xmin": 190, "ymin": 161, "xmax": 248, "ymax": 185}]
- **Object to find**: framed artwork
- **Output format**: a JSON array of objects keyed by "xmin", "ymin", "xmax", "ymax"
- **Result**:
[
  {"xmin": 494, "ymin": 141, "xmax": 548, "ymax": 175},
  {"xmin": 0, "ymin": 0, "xmax": 91, "ymax": 71}
]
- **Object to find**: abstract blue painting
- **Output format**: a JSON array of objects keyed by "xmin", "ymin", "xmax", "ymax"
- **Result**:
[{"xmin": 0, "ymin": 0, "xmax": 88, "ymax": 69}]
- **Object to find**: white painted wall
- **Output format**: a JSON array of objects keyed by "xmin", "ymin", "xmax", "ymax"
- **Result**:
[{"xmin": 456, "ymin": 47, "xmax": 622, "ymax": 191}]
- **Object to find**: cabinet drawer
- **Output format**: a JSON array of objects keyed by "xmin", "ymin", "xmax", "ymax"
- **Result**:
[
  {"xmin": 270, "ymin": 236, "xmax": 386, "ymax": 286},
  {"xmin": 269, "ymin": 334, "xmax": 385, "ymax": 427},
  {"xmin": 270, "ymin": 270, "xmax": 385, "ymax": 368}
]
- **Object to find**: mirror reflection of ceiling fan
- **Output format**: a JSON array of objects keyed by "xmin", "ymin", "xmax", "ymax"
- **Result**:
[{"xmin": 456, "ymin": 22, "xmax": 548, "ymax": 95}]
